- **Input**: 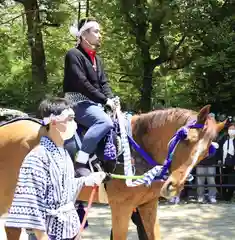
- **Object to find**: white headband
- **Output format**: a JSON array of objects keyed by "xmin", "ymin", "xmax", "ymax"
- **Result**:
[
  {"xmin": 69, "ymin": 21, "xmax": 99, "ymax": 38},
  {"xmin": 43, "ymin": 108, "xmax": 75, "ymax": 125}
]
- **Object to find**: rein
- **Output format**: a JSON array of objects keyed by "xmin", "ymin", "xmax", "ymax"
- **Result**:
[{"xmin": 154, "ymin": 121, "xmax": 204, "ymax": 180}]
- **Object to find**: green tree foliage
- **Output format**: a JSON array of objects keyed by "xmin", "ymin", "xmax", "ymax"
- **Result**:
[
  {"xmin": 91, "ymin": 0, "xmax": 210, "ymax": 111},
  {"xmin": 0, "ymin": 1, "xmax": 75, "ymax": 112},
  {"xmin": 0, "ymin": 0, "xmax": 234, "ymax": 115},
  {"xmin": 187, "ymin": 1, "xmax": 235, "ymax": 114}
]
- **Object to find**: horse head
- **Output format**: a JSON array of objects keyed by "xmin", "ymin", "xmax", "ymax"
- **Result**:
[{"xmin": 160, "ymin": 105, "xmax": 225, "ymax": 199}]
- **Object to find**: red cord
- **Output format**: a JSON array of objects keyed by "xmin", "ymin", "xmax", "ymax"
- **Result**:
[{"xmin": 75, "ymin": 185, "xmax": 98, "ymax": 239}]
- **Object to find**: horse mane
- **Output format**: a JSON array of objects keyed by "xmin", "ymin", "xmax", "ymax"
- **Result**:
[{"xmin": 133, "ymin": 108, "xmax": 197, "ymax": 138}]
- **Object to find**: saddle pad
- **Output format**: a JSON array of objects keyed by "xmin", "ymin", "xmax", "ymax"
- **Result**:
[{"xmin": 0, "ymin": 108, "xmax": 28, "ymax": 117}]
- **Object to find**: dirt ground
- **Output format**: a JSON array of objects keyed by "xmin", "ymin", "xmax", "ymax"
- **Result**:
[{"xmin": 1, "ymin": 203, "xmax": 235, "ymax": 240}]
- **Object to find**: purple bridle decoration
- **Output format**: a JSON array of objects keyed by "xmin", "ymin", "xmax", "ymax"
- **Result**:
[
  {"xmin": 156, "ymin": 121, "xmax": 212, "ymax": 180},
  {"xmin": 128, "ymin": 136, "xmax": 157, "ymax": 166},
  {"xmin": 128, "ymin": 120, "xmax": 216, "ymax": 181}
]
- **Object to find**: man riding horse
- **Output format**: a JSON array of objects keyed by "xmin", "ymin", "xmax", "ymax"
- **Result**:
[
  {"xmin": 64, "ymin": 17, "xmax": 117, "ymax": 176},
  {"xmin": 64, "ymin": 17, "xmax": 146, "ymax": 239}
]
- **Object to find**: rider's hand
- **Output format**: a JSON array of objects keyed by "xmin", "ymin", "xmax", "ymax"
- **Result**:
[
  {"xmin": 84, "ymin": 172, "xmax": 107, "ymax": 186},
  {"xmin": 112, "ymin": 96, "xmax": 120, "ymax": 106},
  {"xmin": 105, "ymin": 98, "xmax": 115, "ymax": 110}
]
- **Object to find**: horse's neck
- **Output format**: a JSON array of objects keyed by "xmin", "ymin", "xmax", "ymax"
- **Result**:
[
  {"xmin": 147, "ymin": 123, "xmax": 180, "ymax": 164},
  {"xmin": 131, "ymin": 115, "xmax": 182, "ymax": 165}
]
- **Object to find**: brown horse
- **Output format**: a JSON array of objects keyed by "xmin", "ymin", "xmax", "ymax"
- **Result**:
[{"xmin": 1, "ymin": 105, "xmax": 225, "ymax": 240}]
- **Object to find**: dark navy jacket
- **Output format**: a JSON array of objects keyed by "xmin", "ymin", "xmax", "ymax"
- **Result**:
[{"xmin": 63, "ymin": 46, "xmax": 113, "ymax": 104}]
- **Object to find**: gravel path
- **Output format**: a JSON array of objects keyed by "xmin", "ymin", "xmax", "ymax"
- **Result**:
[{"xmin": 1, "ymin": 203, "xmax": 234, "ymax": 240}]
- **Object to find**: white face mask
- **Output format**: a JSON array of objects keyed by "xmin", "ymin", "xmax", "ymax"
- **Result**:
[
  {"xmin": 43, "ymin": 108, "xmax": 77, "ymax": 141},
  {"xmin": 228, "ymin": 129, "xmax": 235, "ymax": 137},
  {"xmin": 61, "ymin": 120, "xmax": 77, "ymax": 141}
]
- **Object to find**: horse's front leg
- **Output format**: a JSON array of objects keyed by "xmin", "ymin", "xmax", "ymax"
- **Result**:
[
  {"xmin": 110, "ymin": 203, "xmax": 133, "ymax": 240},
  {"xmin": 138, "ymin": 198, "xmax": 160, "ymax": 240}
]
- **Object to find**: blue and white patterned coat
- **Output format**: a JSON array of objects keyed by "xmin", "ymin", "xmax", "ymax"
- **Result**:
[{"xmin": 5, "ymin": 136, "xmax": 85, "ymax": 240}]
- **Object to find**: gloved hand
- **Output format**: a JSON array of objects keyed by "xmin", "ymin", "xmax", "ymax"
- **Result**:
[
  {"xmin": 84, "ymin": 171, "xmax": 107, "ymax": 186},
  {"xmin": 105, "ymin": 98, "xmax": 116, "ymax": 110},
  {"xmin": 112, "ymin": 96, "xmax": 120, "ymax": 106}
]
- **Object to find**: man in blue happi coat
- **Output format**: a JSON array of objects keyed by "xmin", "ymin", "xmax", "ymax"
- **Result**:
[{"xmin": 5, "ymin": 97, "xmax": 106, "ymax": 240}]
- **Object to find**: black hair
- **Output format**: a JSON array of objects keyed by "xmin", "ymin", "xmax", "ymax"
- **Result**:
[
  {"xmin": 78, "ymin": 17, "xmax": 97, "ymax": 31},
  {"xmin": 38, "ymin": 96, "xmax": 71, "ymax": 119}
]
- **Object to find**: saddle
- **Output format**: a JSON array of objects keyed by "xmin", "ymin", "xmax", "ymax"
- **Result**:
[{"xmin": 0, "ymin": 108, "xmax": 28, "ymax": 124}]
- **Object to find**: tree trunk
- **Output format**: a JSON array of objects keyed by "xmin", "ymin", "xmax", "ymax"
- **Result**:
[
  {"xmin": 86, "ymin": 0, "xmax": 89, "ymax": 17},
  {"xmin": 23, "ymin": 0, "xmax": 47, "ymax": 84},
  {"xmin": 139, "ymin": 62, "xmax": 155, "ymax": 112},
  {"xmin": 77, "ymin": 0, "xmax": 81, "ymax": 22}
]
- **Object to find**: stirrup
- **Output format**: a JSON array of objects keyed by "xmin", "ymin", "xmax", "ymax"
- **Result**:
[{"xmin": 88, "ymin": 155, "xmax": 102, "ymax": 172}]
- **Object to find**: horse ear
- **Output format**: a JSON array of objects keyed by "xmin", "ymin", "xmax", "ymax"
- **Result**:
[
  {"xmin": 197, "ymin": 105, "xmax": 211, "ymax": 124},
  {"xmin": 217, "ymin": 119, "xmax": 227, "ymax": 133}
]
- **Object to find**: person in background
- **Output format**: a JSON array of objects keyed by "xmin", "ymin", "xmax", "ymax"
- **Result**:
[
  {"xmin": 196, "ymin": 156, "xmax": 217, "ymax": 203},
  {"xmin": 217, "ymin": 122, "xmax": 235, "ymax": 201},
  {"xmin": 63, "ymin": 17, "xmax": 117, "ymax": 174},
  {"xmin": 196, "ymin": 113, "xmax": 217, "ymax": 203}
]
